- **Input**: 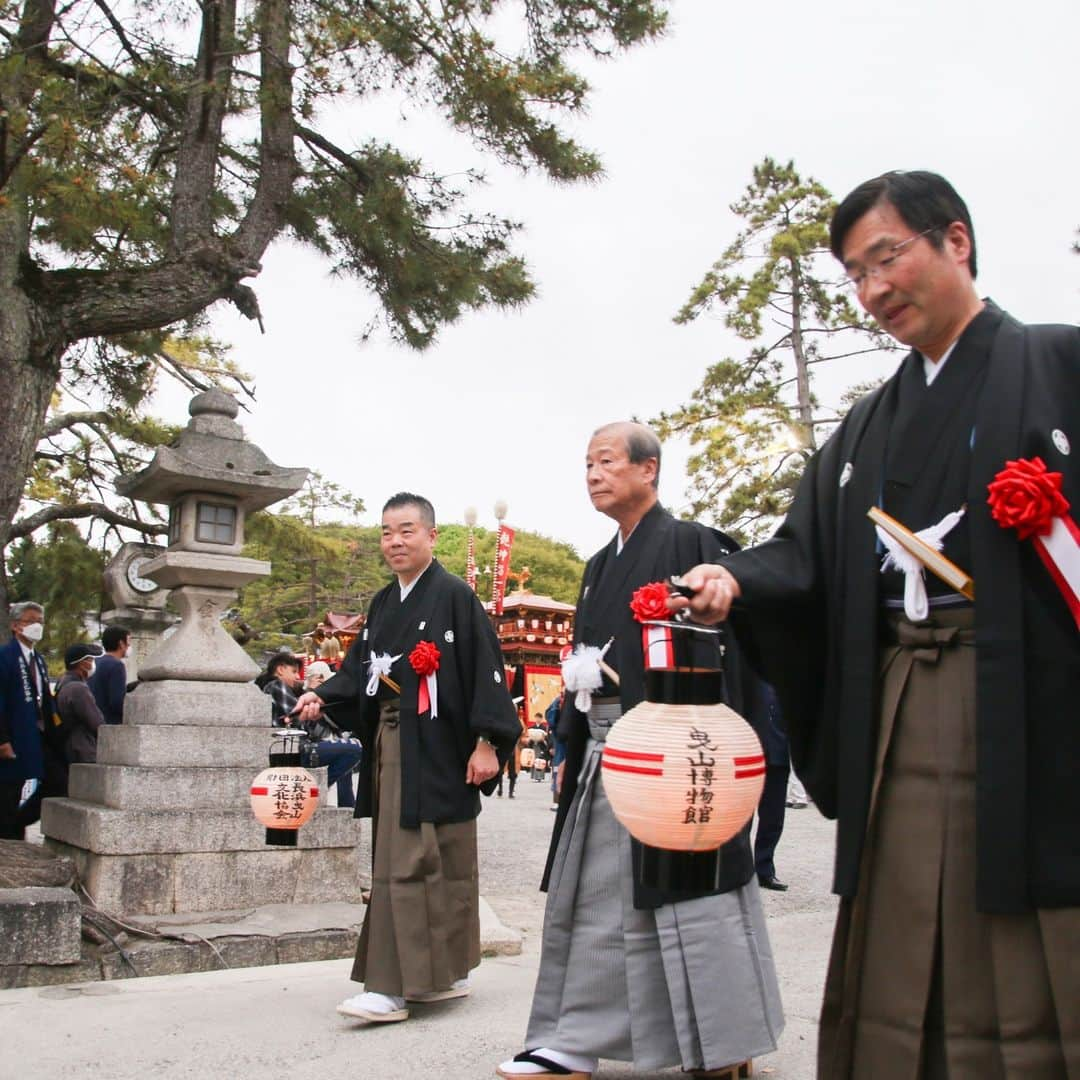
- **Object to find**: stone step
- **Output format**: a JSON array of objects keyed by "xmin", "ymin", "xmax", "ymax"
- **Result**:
[
  {"xmin": 68, "ymin": 763, "xmax": 332, "ymax": 811},
  {"xmin": 124, "ymin": 680, "xmax": 271, "ymax": 728},
  {"xmin": 98, "ymin": 724, "xmax": 274, "ymax": 767},
  {"xmin": 45, "ymin": 843, "xmax": 367, "ymax": 915},
  {"xmin": 41, "ymin": 798, "xmax": 362, "ymax": 855},
  {"xmin": 0, "ymin": 887, "xmax": 81, "ymax": 965}
]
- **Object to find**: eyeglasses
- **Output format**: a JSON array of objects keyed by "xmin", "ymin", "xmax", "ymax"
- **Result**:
[{"xmin": 845, "ymin": 227, "xmax": 940, "ymax": 291}]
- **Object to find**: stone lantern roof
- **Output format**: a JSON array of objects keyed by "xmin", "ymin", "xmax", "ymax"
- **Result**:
[{"xmin": 116, "ymin": 389, "xmax": 307, "ymax": 512}]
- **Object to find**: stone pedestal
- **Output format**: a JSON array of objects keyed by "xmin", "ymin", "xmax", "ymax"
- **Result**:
[
  {"xmin": 42, "ymin": 681, "xmax": 364, "ymax": 915},
  {"xmin": 41, "ymin": 389, "xmax": 341, "ymax": 917}
]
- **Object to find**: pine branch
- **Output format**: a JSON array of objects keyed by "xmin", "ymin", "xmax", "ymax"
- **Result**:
[{"xmin": 10, "ymin": 502, "xmax": 166, "ymax": 541}]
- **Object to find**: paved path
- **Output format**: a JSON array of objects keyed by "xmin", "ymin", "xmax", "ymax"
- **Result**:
[{"xmin": 3, "ymin": 775, "xmax": 838, "ymax": 1079}]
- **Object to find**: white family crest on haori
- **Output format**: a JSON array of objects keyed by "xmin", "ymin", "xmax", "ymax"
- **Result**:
[
  {"xmin": 839, "ymin": 462, "xmax": 854, "ymax": 487},
  {"xmin": 876, "ymin": 507, "xmax": 965, "ymax": 621},
  {"xmin": 365, "ymin": 652, "xmax": 402, "ymax": 696},
  {"xmin": 1052, "ymin": 429, "xmax": 1071, "ymax": 456},
  {"xmin": 444, "ymin": 630, "xmax": 454, "ymax": 643},
  {"xmin": 493, "ymin": 669, "xmax": 502, "ymax": 684},
  {"xmin": 561, "ymin": 640, "xmax": 613, "ymax": 713}
]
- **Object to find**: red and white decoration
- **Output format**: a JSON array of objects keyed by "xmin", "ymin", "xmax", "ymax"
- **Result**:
[
  {"xmin": 601, "ymin": 701, "xmax": 765, "ymax": 851},
  {"xmin": 250, "ymin": 767, "xmax": 320, "ymax": 831},
  {"xmin": 630, "ymin": 581, "xmax": 676, "ymax": 669},
  {"xmin": 988, "ymin": 456, "xmax": 1080, "ymax": 629},
  {"xmin": 410, "ymin": 640, "xmax": 441, "ymax": 717}
]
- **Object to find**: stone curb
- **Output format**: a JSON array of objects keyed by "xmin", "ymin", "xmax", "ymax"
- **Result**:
[{"xmin": 0, "ymin": 896, "xmax": 522, "ymax": 990}]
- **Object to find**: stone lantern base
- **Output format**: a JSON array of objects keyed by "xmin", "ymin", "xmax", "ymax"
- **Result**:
[{"xmin": 42, "ymin": 682, "xmax": 365, "ymax": 915}]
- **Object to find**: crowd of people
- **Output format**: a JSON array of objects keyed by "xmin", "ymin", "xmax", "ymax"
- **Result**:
[{"xmin": 2, "ymin": 169, "xmax": 1077, "ymax": 1078}]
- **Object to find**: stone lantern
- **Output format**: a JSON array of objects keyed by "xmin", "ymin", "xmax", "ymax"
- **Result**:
[
  {"xmin": 42, "ymin": 390, "xmax": 364, "ymax": 916},
  {"xmin": 113, "ymin": 389, "xmax": 306, "ymax": 686}
]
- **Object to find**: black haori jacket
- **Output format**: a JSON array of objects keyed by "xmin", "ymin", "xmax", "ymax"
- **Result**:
[
  {"xmin": 726, "ymin": 305, "xmax": 1080, "ymax": 914},
  {"xmin": 316, "ymin": 560, "xmax": 520, "ymax": 827},
  {"xmin": 541, "ymin": 503, "xmax": 768, "ymax": 910}
]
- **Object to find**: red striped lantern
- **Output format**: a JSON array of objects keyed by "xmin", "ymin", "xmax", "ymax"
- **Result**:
[
  {"xmin": 601, "ymin": 701, "xmax": 764, "ymax": 851},
  {"xmin": 250, "ymin": 766, "xmax": 320, "ymax": 846}
]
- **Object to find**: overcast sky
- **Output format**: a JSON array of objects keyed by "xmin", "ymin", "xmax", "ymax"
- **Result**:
[{"xmin": 157, "ymin": 0, "xmax": 1079, "ymax": 563}]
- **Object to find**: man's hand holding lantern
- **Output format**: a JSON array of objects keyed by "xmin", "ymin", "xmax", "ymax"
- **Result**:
[
  {"xmin": 666, "ymin": 564, "xmax": 742, "ymax": 624},
  {"xmin": 293, "ymin": 690, "xmax": 325, "ymax": 724}
]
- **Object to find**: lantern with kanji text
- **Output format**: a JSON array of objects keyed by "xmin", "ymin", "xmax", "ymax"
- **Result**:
[
  {"xmin": 250, "ymin": 731, "xmax": 320, "ymax": 846},
  {"xmin": 601, "ymin": 618, "xmax": 764, "ymax": 860}
]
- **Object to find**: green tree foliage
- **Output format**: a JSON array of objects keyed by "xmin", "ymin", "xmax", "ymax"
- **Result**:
[
  {"xmin": 653, "ymin": 157, "xmax": 893, "ymax": 544},
  {"xmin": 6, "ymin": 521, "xmax": 107, "ymax": 673},
  {"xmin": 435, "ymin": 524, "xmax": 584, "ymax": 605},
  {"xmin": 0, "ymin": 0, "xmax": 668, "ymax": 625},
  {"xmin": 232, "ymin": 514, "xmax": 585, "ymax": 653}
]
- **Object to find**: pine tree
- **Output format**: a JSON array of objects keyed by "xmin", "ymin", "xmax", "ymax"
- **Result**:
[
  {"xmin": 654, "ymin": 157, "xmax": 894, "ymax": 544},
  {"xmin": 0, "ymin": 0, "xmax": 668, "ymax": 625}
]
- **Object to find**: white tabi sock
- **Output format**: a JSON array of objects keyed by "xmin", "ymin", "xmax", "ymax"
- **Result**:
[{"xmin": 497, "ymin": 1047, "xmax": 598, "ymax": 1074}]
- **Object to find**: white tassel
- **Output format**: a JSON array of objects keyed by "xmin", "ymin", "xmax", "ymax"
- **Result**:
[
  {"xmin": 365, "ymin": 652, "xmax": 401, "ymax": 696},
  {"xmin": 561, "ymin": 640, "xmax": 613, "ymax": 714},
  {"xmin": 876, "ymin": 507, "xmax": 966, "ymax": 622}
]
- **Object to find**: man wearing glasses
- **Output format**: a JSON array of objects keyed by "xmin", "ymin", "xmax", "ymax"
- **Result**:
[{"xmin": 674, "ymin": 172, "xmax": 1079, "ymax": 1078}]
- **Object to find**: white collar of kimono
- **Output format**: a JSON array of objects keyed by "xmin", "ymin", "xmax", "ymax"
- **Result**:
[
  {"xmin": 615, "ymin": 521, "xmax": 640, "ymax": 555},
  {"xmin": 398, "ymin": 559, "xmax": 433, "ymax": 600},
  {"xmin": 17, "ymin": 639, "xmax": 34, "ymax": 663},
  {"xmin": 920, "ymin": 338, "xmax": 958, "ymax": 386}
]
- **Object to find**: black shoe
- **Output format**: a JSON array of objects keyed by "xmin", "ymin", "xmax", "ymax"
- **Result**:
[{"xmin": 758, "ymin": 875, "xmax": 788, "ymax": 891}]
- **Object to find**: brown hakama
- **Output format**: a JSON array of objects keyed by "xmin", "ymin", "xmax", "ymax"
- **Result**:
[
  {"xmin": 351, "ymin": 702, "xmax": 481, "ymax": 997},
  {"xmin": 818, "ymin": 609, "xmax": 1080, "ymax": 1080}
]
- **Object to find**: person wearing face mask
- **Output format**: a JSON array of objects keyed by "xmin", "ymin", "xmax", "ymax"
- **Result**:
[
  {"xmin": 0, "ymin": 602, "xmax": 60, "ymax": 839},
  {"xmin": 55, "ymin": 643, "xmax": 106, "ymax": 766}
]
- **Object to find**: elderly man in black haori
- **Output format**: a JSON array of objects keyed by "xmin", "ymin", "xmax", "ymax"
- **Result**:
[
  {"xmin": 497, "ymin": 423, "xmax": 782, "ymax": 1080},
  {"xmin": 676, "ymin": 171, "xmax": 1080, "ymax": 1079},
  {"xmin": 295, "ymin": 492, "xmax": 520, "ymax": 1025}
]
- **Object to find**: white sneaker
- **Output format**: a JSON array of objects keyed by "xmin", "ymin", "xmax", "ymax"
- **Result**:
[
  {"xmin": 336, "ymin": 991, "xmax": 409, "ymax": 1022},
  {"xmin": 407, "ymin": 976, "xmax": 470, "ymax": 1003}
]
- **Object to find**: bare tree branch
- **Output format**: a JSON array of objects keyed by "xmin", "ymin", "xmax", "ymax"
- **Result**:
[
  {"xmin": 41, "ymin": 409, "xmax": 112, "ymax": 438},
  {"xmin": 10, "ymin": 501, "xmax": 166, "ymax": 540}
]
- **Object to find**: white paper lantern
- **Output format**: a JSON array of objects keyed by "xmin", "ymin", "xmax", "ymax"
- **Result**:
[{"xmin": 601, "ymin": 701, "xmax": 764, "ymax": 851}]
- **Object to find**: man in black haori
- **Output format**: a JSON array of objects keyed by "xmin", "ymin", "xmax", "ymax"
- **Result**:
[
  {"xmin": 497, "ymin": 422, "xmax": 783, "ymax": 1080},
  {"xmin": 295, "ymin": 492, "xmax": 519, "ymax": 1024},
  {"xmin": 677, "ymin": 171, "xmax": 1080, "ymax": 1079}
]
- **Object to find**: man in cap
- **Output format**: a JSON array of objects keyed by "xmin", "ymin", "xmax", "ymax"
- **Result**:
[
  {"xmin": 676, "ymin": 171, "xmax": 1080, "ymax": 1077},
  {"xmin": 55, "ymin": 643, "xmax": 106, "ymax": 766}
]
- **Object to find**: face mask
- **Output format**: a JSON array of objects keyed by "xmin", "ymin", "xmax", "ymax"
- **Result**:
[
  {"xmin": 21, "ymin": 622, "xmax": 44, "ymax": 643},
  {"xmin": 86, "ymin": 661, "xmax": 97, "ymax": 679}
]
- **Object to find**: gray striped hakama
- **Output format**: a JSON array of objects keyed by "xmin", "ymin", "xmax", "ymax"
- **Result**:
[{"xmin": 526, "ymin": 703, "xmax": 784, "ymax": 1072}]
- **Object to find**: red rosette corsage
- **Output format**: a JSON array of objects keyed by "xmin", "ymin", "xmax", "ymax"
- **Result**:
[
  {"xmin": 409, "ymin": 640, "xmax": 441, "ymax": 676},
  {"xmin": 629, "ymin": 580, "xmax": 671, "ymax": 623},
  {"xmin": 987, "ymin": 456, "xmax": 1070, "ymax": 540}
]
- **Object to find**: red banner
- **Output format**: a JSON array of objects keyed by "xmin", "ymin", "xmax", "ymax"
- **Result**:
[{"xmin": 492, "ymin": 524, "xmax": 515, "ymax": 615}]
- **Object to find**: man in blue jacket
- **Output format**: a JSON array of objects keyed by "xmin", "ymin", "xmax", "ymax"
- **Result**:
[
  {"xmin": 0, "ymin": 602, "xmax": 62, "ymax": 838},
  {"xmin": 89, "ymin": 624, "xmax": 131, "ymax": 725}
]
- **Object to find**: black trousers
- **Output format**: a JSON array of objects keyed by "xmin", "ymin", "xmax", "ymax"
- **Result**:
[
  {"xmin": 497, "ymin": 756, "xmax": 517, "ymax": 796},
  {"xmin": 753, "ymin": 763, "xmax": 789, "ymax": 880},
  {"xmin": 0, "ymin": 744, "xmax": 68, "ymax": 840}
]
